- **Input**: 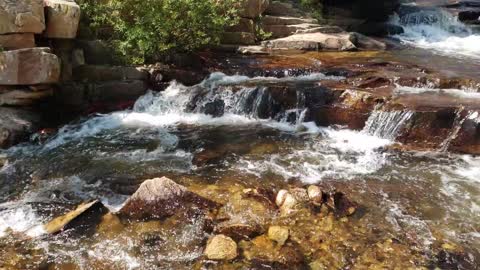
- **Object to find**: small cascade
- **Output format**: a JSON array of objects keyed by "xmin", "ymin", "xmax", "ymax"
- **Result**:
[
  {"xmin": 439, "ymin": 107, "xmax": 472, "ymax": 152},
  {"xmin": 363, "ymin": 107, "xmax": 414, "ymax": 140},
  {"xmin": 391, "ymin": 5, "xmax": 480, "ymax": 59}
]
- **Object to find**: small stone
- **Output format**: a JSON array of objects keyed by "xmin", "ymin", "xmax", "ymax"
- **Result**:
[
  {"xmin": 268, "ymin": 226, "xmax": 289, "ymax": 246},
  {"xmin": 307, "ymin": 185, "xmax": 323, "ymax": 206},
  {"xmin": 204, "ymin": 234, "xmax": 238, "ymax": 261},
  {"xmin": 275, "ymin": 189, "xmax": 289, "ymax": 207}
]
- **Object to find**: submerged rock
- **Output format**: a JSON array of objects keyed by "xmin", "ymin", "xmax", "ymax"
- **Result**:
[
  {"xmin": 204, "ymin": 234, "xmax": 238, "ymax": 260},
  {"xmin": 44, "ymin": 200, "xmax": 108, "ymax": 234},
  {"xmin": 214, "ymin": 222, "xmax": 262, "ymax": 241},
  {"xmin": 268, "ymin": 226, "xmax": 289, "ymax": 246},
  {"xmin": 118, "ymin": 177, "xmax": 218, "ymax": 220},
  {"xmin": 240, "ymin": 234, "xmax": 305, "ymax": 269}
]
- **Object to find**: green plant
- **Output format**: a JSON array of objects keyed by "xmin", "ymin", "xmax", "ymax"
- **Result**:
[
  {"xmin": 78, "ymin": 0, "xmax": 239, "ymax": 64},
  {"xmin": 299, "ymin": 0, "xmax": 323, "ymax": 22}
]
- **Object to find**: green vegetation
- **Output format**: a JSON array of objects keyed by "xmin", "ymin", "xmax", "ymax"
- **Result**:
[
  {"xmin": 299, "ymin": 0, "xmax": 323, "ymax": 21},
  {"xmin": 78, "ymin": 0, "xmax": 239, "ymax": 64}
]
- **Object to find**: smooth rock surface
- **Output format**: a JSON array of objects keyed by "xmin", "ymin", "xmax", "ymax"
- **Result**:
[
  {"xmin": 240, "ymin": 0, "xmax": 270, "ymax": 18},
  {"xmin": 262, "ymin": 32, "xmax": 357, "ymax": 51},
  {"xmin": 0, "ymin": 48, "xmax": 61, "ymax": 85},
  {"xmin": 0, "ymin": 87, "xmax": 52, "ymax": 106},
  {"xmin": 44, "ymin": 0, "xmax": 81, "ymax": 39},
  {"xmin": 0, "ymin": 33, "xmax": 35, "ymax": 50},
  {"xmin": 204, "ymin": 234, "xmax": 238, "ymax": 260},
  {"xmin": 0, "ymin": 0, "xmax": 45, "ymax": 34},
  {"xmin": 119, "ymin": 177, "xmax": 217, "ymax": 220}
]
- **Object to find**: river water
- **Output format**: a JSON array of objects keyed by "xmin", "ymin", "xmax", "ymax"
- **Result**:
[{"xmin": 1, "ymin": 3, "xmax": 480, "ymax": 270}]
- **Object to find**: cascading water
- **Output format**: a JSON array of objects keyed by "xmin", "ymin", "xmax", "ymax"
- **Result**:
[
  {"xmin": 391, "ymin": 5, "xmax": 480, "ymax": 59},
  {"xmin": 362, "ymin": 106, "xmax": 414, "ymax": 140}
]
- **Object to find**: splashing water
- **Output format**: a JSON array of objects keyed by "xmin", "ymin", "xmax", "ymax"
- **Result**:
[
  {"xmin": 362, "ymin": 107, "xmax": 414, "ymax": 140},
  {"xmin": 392, "ymin": 6, "xmax": 480, "ymax": 59}
]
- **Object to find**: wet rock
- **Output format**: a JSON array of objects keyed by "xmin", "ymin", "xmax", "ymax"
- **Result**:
[
  {"xmin": 0, "ymin": 33, "xmax": 35, "ymax": 50},
  {"xmin": 214, "ymin": 222, "xmax": 262, "ymax": 241},
  {"xmin": 355, "ymin": 22, "xmax": 404, "ymax": 36},
  {"xmin": 44, "ymin": 0, "xmax": 81, "ymax": 39},
  {"xmin": 118, "ymin": 177, "xmax": 218, "ymax": 220},
  {"xmin": 326, "ymin": 192, "xmax": 358, "ymax": 217},
  {"xmin": 0, "ymin": 48, "xmax": 61, "ymax": 85},
  {"xmin": 44, "ymin": 200, "xmax": 108, "ymax": 234},
  {"xmin": 0, "ymin": 0, "xmax": 45, "ymax": 34},
  {"xmin": 0, "ymin": 107, "xmax": 41, "ymax": 148},
  {"xmin": 199, "ymin": 98, "xmax": 225, "ymax": 117},
  {"xmin": 240, "ymin": 235, "xmax": 305, "ymax": 269},
  {"xmin": 276, "ymin": 189, "xmax": 300, "ymax": 215},
  {"xmin": 262, "ymin": 32, "xmax": 357, "ymax": 51},
  {"xmin": 204, "ymin": 234, "xmax": 238, "ymax": 260},
  {"xmin": 307, "ymin": 185, "xmax": 323, "ymax": 206},
  {"xmin": 97, "ymin": 213, "xmax": 124, "ymax": 238},
  {"xmin": 349, "ymin": 32, "xmax": 387, "ymax": 50},
  {"xmin": 268, "ymin": 226, "xmax": 289, "ymax": 246}
]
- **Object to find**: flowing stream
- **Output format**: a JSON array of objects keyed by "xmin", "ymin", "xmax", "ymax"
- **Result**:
[{"xmin": 0, "ymin": 72, "xmax": 479, "ymax": 269}]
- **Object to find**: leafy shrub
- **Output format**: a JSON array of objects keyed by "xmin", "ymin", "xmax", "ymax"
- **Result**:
[
  {"xmin": 300, "ymin": 0, "xmax": 323, "ymax": 22},
  {"xmin": 78, "ymin": 0, "xmax": 239, "ymax": 64}
]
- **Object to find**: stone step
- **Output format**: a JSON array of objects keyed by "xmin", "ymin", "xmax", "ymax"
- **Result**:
[
  {"xmin": 295, "ymin": 26, "xmax": 345, "ymax": 34},
  {"xmin": 265, "ymin": 1, "xmax": 304, "ymax": 17},
  {"xmin": 261, "ymin": 15, "xmax": 317, "ymax": 25},
  {"xmin": 262, "ymin": 32, "xmax": 357, "ymax": 51},
  {"xmin": 262, "ymin": 23, "xmax": 322, "ymax": 38}
]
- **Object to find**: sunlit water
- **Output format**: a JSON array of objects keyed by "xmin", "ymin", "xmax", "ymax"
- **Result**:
[{"xmin": 0, "ymin": 73, "xmax": 479, "ymax": 268}]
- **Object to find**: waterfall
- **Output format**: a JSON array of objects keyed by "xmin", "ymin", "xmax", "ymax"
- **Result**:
[
  {"xmin": 363, "ymin": 108, "xmax": 414, "ymax": 140},
  {"xmin": 391, "ymin": 5, "xmax": 480, "ymax": 59},
  {"xmin": 439, "ymin": 107, "xmax": 473, "ymax": 152}
]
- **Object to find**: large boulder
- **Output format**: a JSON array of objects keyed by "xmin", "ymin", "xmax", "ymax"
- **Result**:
[
  {"xmin": 0, "ymin": 0, "xmax": 45, "ymax": 34},
  {"xmin": 240, "ymin": 0, "xmax": 270, "ymax": 18},
  {"xmin": 0, "ymin": 107, "xmax": 41, "ymax": 148},
  {"xmin": 0, "ymin": 33, "xmax": 35, "ymax": 50},
  {"xmin": 0, "ymin": 48, "xmax": 61, "ymax": 85},
  {"xmin": 0, "ymin": 87, "xmax": 52, "ymax": 106},
  {"xmin": 118, "ymin": 177, "xmax": 218, "ymax": 220},
  {"xmin": 262, "ymin": 32, "xmax": 357, "ymax": 51},
  {"xmin": 44, "ymin": 0, "xmax": 81, "ymax": 39},
  {"xmin": 72, "ymin": 65, "xmax": 149, "ymax": 82}
]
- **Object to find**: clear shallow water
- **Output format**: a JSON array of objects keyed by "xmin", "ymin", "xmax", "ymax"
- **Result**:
[{"xmin": 0, "ymin": 74, "xmax": 479, "ymax": 268}]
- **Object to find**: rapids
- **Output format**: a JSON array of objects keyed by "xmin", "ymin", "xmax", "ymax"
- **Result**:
[{"xmin": 0, "ymin": 71, "xmax": 479, "ymax": 269}]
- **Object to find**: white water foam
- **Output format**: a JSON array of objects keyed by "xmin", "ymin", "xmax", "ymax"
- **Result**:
[
  {"xmin": 237, "ymin": 127, "xmax": 391, "ymax": 183},
  {"xmin": 0, "ymin": 204, "xmax": 46, "ymax": 237},
  {"xmin": 392, "ymin": 9, "xmax": 480, "ymax": 59}
]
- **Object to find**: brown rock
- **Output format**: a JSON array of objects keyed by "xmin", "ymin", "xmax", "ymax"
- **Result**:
[
  {"xmin": 118, "ymin": 177, "xmax": 218, "ymax": 220},
  {"xmin": 267, "ymin": 226, "xmax": 289, "ymax": 246},
  {"xmin": 44, "ymin": 200, "xmax": 108, "ymax": 234},
  {"xmin": 0, "ymin": 48, "xmax": 61, "ymax": 85},
  {"xmin": 227, "ymin": 18, "xmax": 255, "ymax": 33},
  {"xmin": 215, "ymin": 222, "xmax": 262, "ymax": 241},
  {"xmin": 204, "ymin": 234, "xmax": 238, "ymax": 260},
  {"xmin": 0, "ymin": 33, "xmax": 35, "ymax": 50},
  {"xmin": 240, "ymin": 0, "xmax": 270, "ymax": 19},
  {"xmin": 0, "ymin": 88, "xmax": 52, "ymax": 106},
  {"xmin": 44, "ymin": 0, "xmax": 81, "ymax": 39},
  {"xmin": 0, "ymin": 0, "xmax": 45, "ymax": 34}
]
